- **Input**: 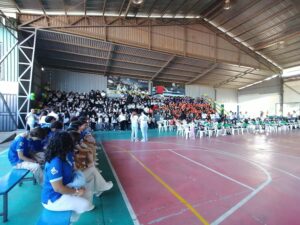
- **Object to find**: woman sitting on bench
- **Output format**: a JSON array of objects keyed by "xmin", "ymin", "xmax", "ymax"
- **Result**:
[
  {"xmin": 8, "ymin": 127, "xmax": 45, "ymax": 184},
  {"xmin": 42, "ymin": 132, "xmax": 93, "ymax": 223}
]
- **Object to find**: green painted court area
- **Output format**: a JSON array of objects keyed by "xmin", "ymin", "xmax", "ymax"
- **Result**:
[
  {"xmin": 93, "ymin": 129, "xmax": 176, "ymax": 142},
  {"xmin": 0, "ymin": 131, "xmax": 138, "ymax": 225}
]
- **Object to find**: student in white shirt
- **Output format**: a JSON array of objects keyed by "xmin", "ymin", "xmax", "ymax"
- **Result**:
[
  {"xmin": 25, "ymin": 108, "xmax": 38, "ymax": 131},
  {"xmin": 139, "ymin": 112, "xmax": 149, "ymax": 142},
  {"xmin": 130, "ymin": 111, "xmax": 139, "ymax": 142},
  {"xmin": 48, "ymin": 108, "xmax": 59, "ymax": 121}
]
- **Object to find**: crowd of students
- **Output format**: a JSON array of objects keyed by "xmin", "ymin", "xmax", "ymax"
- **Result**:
[
  {"xmin": 8, "ymin": 116, "xmax": 113, "ymax": 222},
  {"xmin": 36, "ymin": 89, "xmax": 215, "ymax": 132}
]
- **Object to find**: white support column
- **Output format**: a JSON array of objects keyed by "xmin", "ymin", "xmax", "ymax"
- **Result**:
[{"xmin": 17, "ymin": 28, "xmax": 37, "ymax": 129}]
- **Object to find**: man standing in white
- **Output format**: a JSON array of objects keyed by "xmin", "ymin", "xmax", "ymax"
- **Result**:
[
  {"xmin": 130, "ymin": 111, "xmax": 139, "ymax": 142},
  {"xmin": 139, "ymin": 111, "xmax": 149, "ymax": 142}
]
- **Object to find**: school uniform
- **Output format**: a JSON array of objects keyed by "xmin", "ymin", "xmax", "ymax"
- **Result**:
[
  {"xmin": 139, "ymin": 114, "xmax": 149, "ymax": 142},
  {"xmin": 8, "ymin": 134, "xmax": 43, "ymax": 184},
  {"xmin": 28, "ymin": 139, "xmax": 45, "ymax": 164},
  {"xmin": 8, "ymin": 135, "xmax": 30, "ymax": 166},
  {"xmin": 42, "ymin": 152, "xmax": 91, "ymax": 215},
  {"xmin": 130, "ymin": 115, "xmax": 139, "ymax": 142}
]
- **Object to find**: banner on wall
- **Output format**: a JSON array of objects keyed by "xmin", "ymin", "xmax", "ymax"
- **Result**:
[
  {"xmin": 107, "ymin": 75, "xmax": 149, "ymax": 97},
  {"xmin": 151, "ymin": 81, "xmax": 185, "ymax": 96}
]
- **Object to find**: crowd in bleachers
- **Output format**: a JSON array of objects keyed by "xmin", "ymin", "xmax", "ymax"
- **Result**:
[{"xmin": 38, "ymin": 89, "xmax": 216, "ymax": 131}]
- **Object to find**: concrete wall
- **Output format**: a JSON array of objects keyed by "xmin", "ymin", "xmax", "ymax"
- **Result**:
[
  {"xmin": 238, "ymin": 77, "xmax": 281, "ymax": 117},
  {"xmin": 42, "ymin": 68, "xmax": 107, "ymax": 93},
  {"xmin": 283, "ymin": 80, "xmax": 300, "ymax": 116}
]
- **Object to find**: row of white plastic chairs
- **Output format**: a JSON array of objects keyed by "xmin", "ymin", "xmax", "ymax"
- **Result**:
[{"xmin": 157, "ymin": 120, "xmax": 300, "ymax": 139}]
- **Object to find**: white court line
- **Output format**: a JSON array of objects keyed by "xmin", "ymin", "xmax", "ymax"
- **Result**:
[
  {"xmin": 150, "ymin": 141, "xmax": 272, "ymax": 224},
  {"xmin": 169, "ymin": 147, "xmax": 272, "ymax": 225},
  {"xmin": 151, "ymin": 140, "xmax": 300, "ymax": 182},
  {"xmin": 249, "ymin": 160, "xmax": 300, "ymax": 181},
  {"xmin": 169, "ymin": 150, "xmax": 254, "ymax": 191},
  {"xmin": 100, "ymin": 143, "xmax": 140, "ymax": 225},
  {"xmin": 106, "ymin": 144, "xmax": 300, "ymax": 181},
  {"xmin": 109, "ymin": 148, "xmax": 172, "ymax": 153},
  {"xmin": 108, "ymin": 140, "xmax": 279, "ymax": 224},
  {"xmin": 209, "ymin": 152, "xmax": 272, "ymax": 225},
  {"xmin": 0, "ymin": 149, "xmax": 8, "ymax": 155},
  {"xmin": 170, "ymin": 147, "xmax": 273, "ymax": 225},
  {"xmin": 110, "ymin": 144, "xmax": 300, "ymax": 182}
]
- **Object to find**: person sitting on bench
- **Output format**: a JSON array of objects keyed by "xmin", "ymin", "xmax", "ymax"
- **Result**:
[
  {"xmin": 68, "ymin": 131, "xmax": 113, "ymax": 203},
  {"xmin": 42, "ymin": 132, "xmax": 93, "ymax": 223},
  {"xmin": 8, "ymin": 127, "xmax": 44, "ymax": 184},
  {"xmin": 28, "ymin": 127, "xmax": 48, "ymax": 165}
]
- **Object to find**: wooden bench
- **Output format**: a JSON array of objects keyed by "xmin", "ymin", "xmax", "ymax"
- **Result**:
[
  {"xmin": 0, "ymin": 169, "xmax": 35, "ymax": 222},
  {"xmin": 36, "ymin": 209, "xmax": 72, "ymax": 225}
]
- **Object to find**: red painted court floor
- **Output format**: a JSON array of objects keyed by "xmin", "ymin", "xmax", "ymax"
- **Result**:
[{"xmin": 102, "ymin": 131, "xmax": 300, "ymax": 225}]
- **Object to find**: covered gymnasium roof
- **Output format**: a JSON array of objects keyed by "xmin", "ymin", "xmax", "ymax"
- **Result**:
[
  {"xmin": 1, "ymin": 0, "xmax": 300, "ymax": 88},
  {"xmin": 35, "ymin": 29, "xmax": 274, "ymax": 89}
]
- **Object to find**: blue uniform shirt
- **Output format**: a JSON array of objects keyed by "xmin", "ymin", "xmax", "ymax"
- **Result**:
[
  {"xmin": 41, "ymin": 131, "xmax": 59, "ymax": 149},
  {"xmin": 42, "ymin": 152, "xmax": 74, "ymax": 204},
  {"xmin": 80, "ymin": 129, "xmax": 90, "ymax": 140},
  {"xmin": 8, "ymin": 135, "xmax": 29, "ymax": 166},
  {"xmin": 28, "ymin": 139, "xmax": 44, "ymax": 152}
]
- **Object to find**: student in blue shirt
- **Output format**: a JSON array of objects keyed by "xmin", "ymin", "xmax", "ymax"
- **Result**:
[
  {"xmin": 42, "ymin": 121, "xmax": 64, "ymax": 149},
  {"xmin": 8, "ymin": 127, "xmax": 44, "ymax": 184},
  {"xmin": 42, "ymin": 132, "xmax": 92, "ymax": 222},
  {"xmin": 27, "ymin": 127, "xmax": 47, "ymax": 164}
]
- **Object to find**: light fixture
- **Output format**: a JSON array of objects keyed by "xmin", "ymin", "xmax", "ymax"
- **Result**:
[
  {"xmin": 41, "ymin": 67, "xmax": 45, "ymax": 71},
  {"xmin": 223, "ymin": 0, "xmax": 231, "ymax": 10},
  {"xmin": 131, "ymin": 0, "xmax": 144, "ymax": 5}
]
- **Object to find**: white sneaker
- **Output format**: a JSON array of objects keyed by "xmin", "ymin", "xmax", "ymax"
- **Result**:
[
  {"xmin": 86, "ymin": 204, "xmax": 95, "ymax": 212},
  {"xmin": 70, "ymin": 213, "xmax": 80, "ymax": 223},
  {"xmin": 95, "ymin": 192, "xmax": 103, "ymax": 197},
  {"xmin": 140, "ymin": 139, "xmax": 145, "ymax": 142},
  {"xmin": 104, "ymin": 181, "xmax": 113, "ymax": 191}
]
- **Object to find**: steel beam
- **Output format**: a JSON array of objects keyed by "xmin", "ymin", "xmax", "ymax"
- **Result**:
[
  {"xmin": 284, "ymin": 83, "xmax": 300, "ymax": 95},
  {"xmin": 217, "ymin": 0, "xmax": 261, "ymax": 27},
  {"xmin": 186, "ymin": 63, "xmax": 218, "ymax": 84},
  {"xmin": 0, "ymin": 20, "xmax": 17, "ymax": 40},
  {"xmin": 102, "ymin": 0, "xmax": 107, "ymax": 16},
  {"xmin": 71, "ymin": 17, "xmax": 85, "ymax": 25},
  {"xmin": 214, "ymin": 68, "xmax": 255, "ymax": 88},
  {"xmin": 199, "ymin": 18, "xmax": 282, "ymax": 74},
  {"xmin": 0, "ymin": 42, "xmax": 18, "ymax": 65},
  {"xmin": 151, "ymin": 55, "xmax": 175, "ymax": 80},
  {"xmin": 104, "ymin": 44, "xmax": 115, "ymax": 76},
  {"xmin": 19, "ymin": 15, "xmax": 44, "ymax": 27}
]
